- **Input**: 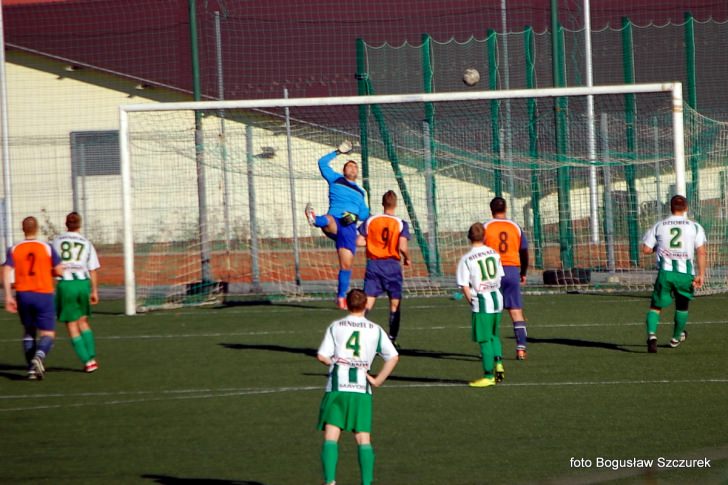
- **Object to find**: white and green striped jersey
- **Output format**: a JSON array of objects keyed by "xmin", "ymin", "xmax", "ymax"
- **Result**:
[
  {"xmin": 51, "ymin": 232, "xmax": 100, "ymax": 281},
  {"xmin": 456, "ymin": 245, "xmax": 505, "ymax": 314},
  {"xmin": 642, "ymin": 215, "xmax": 706, "ymax": 275},
  {"xmin": 318, "ymin": 315, "xmax": 398, "ymax": 394}
]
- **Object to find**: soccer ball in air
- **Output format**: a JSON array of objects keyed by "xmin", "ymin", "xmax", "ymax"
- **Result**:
[{"xmin": 462, "ymin": 68, "xmax": 480, "ymax": 87}]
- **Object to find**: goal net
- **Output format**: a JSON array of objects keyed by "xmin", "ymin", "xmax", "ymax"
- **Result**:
[{"xmin": 119, "ymin": 83, "xmax": 728, "ymax": 314}]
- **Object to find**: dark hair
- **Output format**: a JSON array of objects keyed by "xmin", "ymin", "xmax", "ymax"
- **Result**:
[
  {"xmin": 468, "ymin": 222, "xmax": 484, "ymax": 242},
  {"xmin": 343, "ymin": 160, "xmax": 358, "ymax": 170},
  {"xmin": 22, "ymin": 216, "xmax": 38, "ymax": 236},
  {"xmin": 670, "ymin": 195, "xmax": 688, "ymax": 213},
  {"xmin": 65, "ymin": 211, "xmax": 82, "ymax": 231},
  {"xmin": 382, "ymin": 190, "xmax": 397, "ymax": 209},
  {"xmin": 346, "ymin": 288, "xmax": 368, "ymax": 312},
  {"xmin": 490, "ymin": 196, "xmax": 506, "ymax": 215}
]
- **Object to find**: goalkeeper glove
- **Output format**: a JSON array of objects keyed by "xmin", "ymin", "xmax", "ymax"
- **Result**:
[
  {"xmin": 337, "ymin": 140, "xmax": 353, "ymax": 154},
  {"xmin": 340, "ymin": 212, "xmax": 358, "ymax": 226}
]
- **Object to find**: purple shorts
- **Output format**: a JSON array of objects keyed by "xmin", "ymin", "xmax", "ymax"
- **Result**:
[
  {"xmin": 324, "ymin": 217, "xmax": 358, "ymax": 254},
  {"xmin": 364, "ymin": 259, "xmax": 403, "ymax": 299},
  {"xmin": 16, "ymin": 291, "xmax": 56, "ymax": 331},
  {"xmin": 501, "ymin": 266, "xmax": 523, "ymax": 309}
]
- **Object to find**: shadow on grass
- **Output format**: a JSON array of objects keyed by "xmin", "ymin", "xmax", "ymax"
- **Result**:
[
  {"xmin": 219, "ymin": 343, "xmax": 317, "ymax": 357},
  {"xmin": 386, "ymin": 374, "xmax": 468, "ymax": 385},
  {"xmin": 0, "ymin": 362, "xmax": 86, "ymax": 380},
  {"xmin": 220, "ymin": 343, "xmax": 479, "ymax": 362},
  {"xmin": 142, "ymin": 475, "xmax": 265, "ymax": 485},
  {"xmin": 398, "ymin": 348, "xmax": 479, "ymax": 362},
  {"xmin": 527, "ymin": 336, "xmax": 641, "ymax": 353}
]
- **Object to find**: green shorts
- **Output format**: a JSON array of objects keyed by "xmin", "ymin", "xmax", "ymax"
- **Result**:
[
  {"xmin": 317, "ymin": 391, "xmax": 373, "ymax": 433},
  {"xmin": 471, "ymin": 311, "xmax": 501, "ymax": 343},
  {"xmin": 650, "ymin": 270, "xmax": 695, "ymax": 309},
  {"xmin": 55, "ymin": 279, "xmax": 92, "ymax": 323}
]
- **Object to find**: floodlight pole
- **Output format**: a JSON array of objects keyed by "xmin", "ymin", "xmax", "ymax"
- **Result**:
[
  {"xmin": 0, "ymin": 4, "xmax": 13, "ymax": 250},
  {"xmin": 583, "ymin": 0, "xmax": 599, "ymax": 244}
]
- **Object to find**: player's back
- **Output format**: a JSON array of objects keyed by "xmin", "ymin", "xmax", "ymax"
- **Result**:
[
  {"xmin": 52, "ymin": 232, "xmax": 100, "ymax": 280},
  {"xmin": 363, "ymin": 214, "xmax": 406, "ymax": 260},
  {"xmin": 483, "ymin": 218, "xmax": 523, "ymax": 267},
  {"xmin": 646, "ymin": 215, "xmax": 706, "ymax": 274},
  {"xmin": 320, "ymin": 315, "xmax": 396, "ymax": 394},
  {"xmin": 7, "ymin": 240, "xmax": 57, "ymax": 293}
]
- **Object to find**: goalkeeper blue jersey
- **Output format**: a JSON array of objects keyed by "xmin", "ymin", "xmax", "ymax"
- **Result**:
[{"xmin": 318, "ymin": 151, "xmax": 369, "ymax": 220}]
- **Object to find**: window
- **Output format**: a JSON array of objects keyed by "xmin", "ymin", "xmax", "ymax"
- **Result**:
[{"xmin": 70, "ymin": 130, "xmax": 120, "ymax": 176}]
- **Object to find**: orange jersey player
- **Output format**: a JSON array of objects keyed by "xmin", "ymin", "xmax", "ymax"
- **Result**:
[
  {"xmin": 357, "ymin": 191, "xmax": 411, "ymax": 348},
  {"xmin": 483, "ymin": 197, "xmax": 530, "ymax": 360},
  {"xmin": 3, "ymin": 216, "xmax": 63, "ymax": 380}
]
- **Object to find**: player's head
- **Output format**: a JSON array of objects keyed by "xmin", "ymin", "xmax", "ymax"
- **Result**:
[
  {"xmin": 670, "ymin": 195, "xmax": 688, "ymax": 214},
  {"xmin": 490, "ymin": 197, "xmax": 507, "ymax": 216},
  {"xmin": 343, "ymin": 160, "xmax": 358, "ymax": 182},
  {"xmin": 346, "ymin": 288, "xmax": 367, "ymax": 313},
  {"xmin": 468, "ymin": 222, "xmax": 484, "ymax": 243},
  {"xmin": 22, "ymin": 216, "xmax": 38, "ymax": 237},
  {"xmin": 65, "ymin": 211, "xmax": 82, "ymax": 231},
  {"xmin": 382, "ymin": 190, "xmax": 397, "ymax": 210}
]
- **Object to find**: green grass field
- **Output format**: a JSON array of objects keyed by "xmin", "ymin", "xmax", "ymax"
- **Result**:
[{"xmin": 1, "ymin": 294, "xmax": 727, "ymax": 484}]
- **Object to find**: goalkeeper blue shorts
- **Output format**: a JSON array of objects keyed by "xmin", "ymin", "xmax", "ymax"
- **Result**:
[{"xmin": 325, "ymin": 217, "xmax": 358, "ymax": 254}]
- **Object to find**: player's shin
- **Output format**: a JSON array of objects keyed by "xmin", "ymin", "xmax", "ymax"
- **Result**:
[
  {"xmin": 388, "ymin": 310, "xmax": 401, "ymax": 341},
  {"xmin": 71, "ymin": 336, "xmax": 91, "ymax": 364},
  {"xmin": 358, "ymin": 444, "xmax": 375, "ymax": 485},
  {"xmin": 479, "ymin": 341, "xmax": 495, "ymax": 377},
  {"xmin": 337, "ymin": 270, "xmax": 352, "ymax": 298},
  {"xmin": 673, "ymin": 310, "xmax": 688, "ymax": 340},
  {"xmin": 81, "ymin": 329, "xmax": 96, "ymax": 359},
  {"xmin": 321, "ymin": 440, "xmax": 338, "ymax": 484},
  {"xmin": 36, "ymin": 335, "xmax": 54, "ymax": 361},
  {"xmin": 513, "ymin": 321, "xmax": 527, "ymax": 349},
  {"xmin": 22, "ymin": 335, "xmax": 36, "ymax": 365},
  {"xmin": 646, "ymin": 309, "xmax": 660, "ymax": 335}
]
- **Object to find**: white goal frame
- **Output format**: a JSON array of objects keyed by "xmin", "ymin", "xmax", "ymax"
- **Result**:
[{"xmin": 119, "ymin": 82, "xmax": 685, "ymax": 315}]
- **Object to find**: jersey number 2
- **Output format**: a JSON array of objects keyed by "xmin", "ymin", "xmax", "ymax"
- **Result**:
[{"xmin": 669, "ymin": 228, "xmax": 682, "ymax": 248}]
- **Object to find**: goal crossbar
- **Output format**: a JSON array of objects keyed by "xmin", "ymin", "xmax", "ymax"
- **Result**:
[{"xmin": 119, "ymin": 82, "xmax": 685, "ymax": 315}]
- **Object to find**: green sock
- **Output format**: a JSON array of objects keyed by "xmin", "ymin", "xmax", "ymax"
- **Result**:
[
  {"xmin": 674, "ymin": 311, "xmax": 688, "ymax": 340},
  {"xmin": 70, "ymin": 336, "xmax": 91, "ymax": 364},
  {"xmin": 492, "ymin": 314, "xmax": 503, "ymax": 359},
  {"xmin": 321, "ymin": 440, "xmax": 338, "ymax": 484},
  {"xmin": 646, "ymin": 309, "xmax": 660, "ymax": 336},
  {"xmin": 479, "ymin": 341, "xmax": 494, "ymax": 377},
  {"xmin": 81, "ymin": 329, "xmax": 96, "ymax": 359},
  {"xmin": 358, "ymin": 443, "xmax": 375, "ymax": 485}
]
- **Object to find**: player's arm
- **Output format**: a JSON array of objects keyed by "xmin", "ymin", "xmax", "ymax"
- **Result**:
[
  {"xmin": 89, "ymin": 269, "xmax": 99, "ymax": 304},
  {"xmin": 399, "ymin": 236, "xmax": 410, "ymax": 266},
  {"xmin": 693, "ymin": 244, "xmax": 707, "ymax": 289},
  {"xmin": 367, "ymin": 354, "xmax": 399, "ymax": 388},
  {"xmin": 317, "ymin": 151, "xmax": 340, "ymax": 184},
  {"xmin": 518, "ymin": 232, "xmax": 528, "ymax": 283},
  {"xmin": 317, "ymin": 353, "xmax": 333, "ymax": 366},
  {"xmin": 3, "ymin": 264, "xmax": 16, "ymax": 313},
  {"xmin": 642, "ymin": 225, "xmax": 657, "ymax": 254},
  {"xmin": 460, "ymin": 285, "xmax": 472, "ymax": 305},
  {"xmin": 356, "ymin": 221, "xmax": 368, "ymax": 247},
  {"xmin": 357, "ymin": 196, "xmax": 370, "ymax": 221}
]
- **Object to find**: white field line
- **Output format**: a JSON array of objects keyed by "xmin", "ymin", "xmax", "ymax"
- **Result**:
[
  {"xmin": 0, "ymin": 319, "xmax": 726, "ymax": 344},
  {"xmin": 1, "ymin": 378, "xmax": 726, "ymax": 413}
]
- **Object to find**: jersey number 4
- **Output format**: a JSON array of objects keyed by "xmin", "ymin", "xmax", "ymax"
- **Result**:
[{"xmin": 346, "ymin": 331, "xmax": 361, "ymax": 357}]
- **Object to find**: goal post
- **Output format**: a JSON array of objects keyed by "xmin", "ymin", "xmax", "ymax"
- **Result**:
[{"xmin": 119, "ymin": 83, "xmax": 693, "ymax": 315}]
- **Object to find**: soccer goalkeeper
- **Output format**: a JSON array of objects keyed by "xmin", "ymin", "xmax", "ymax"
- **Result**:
[{"xmin": 306, "ymin": 141, "xmax": 370, "ymax": 309}]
